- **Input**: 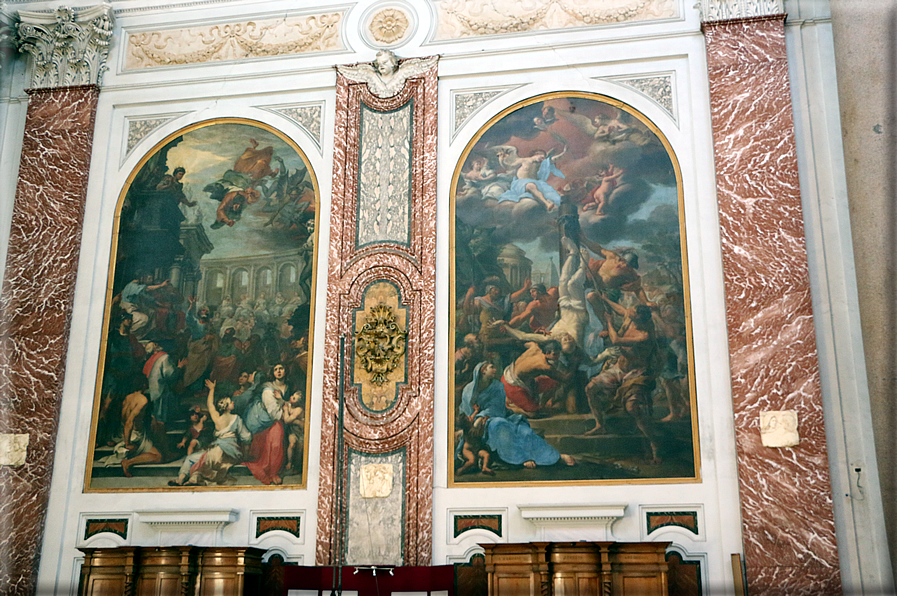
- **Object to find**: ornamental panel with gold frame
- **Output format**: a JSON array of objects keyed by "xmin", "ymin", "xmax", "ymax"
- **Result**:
[
  {"xmin": 85, "ymin": 118, "xmax": 319, "ymax": 492},
  {"xmin": 450, "ymin": 92, "xmax": 699, "ymax": 486}
]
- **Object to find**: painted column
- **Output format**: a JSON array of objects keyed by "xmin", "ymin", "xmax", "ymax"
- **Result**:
[
  {"xmin": 701, "ymin": 1, "xmax": 841, "ymax": 593},
  {"xmin": 0, "ymin": 6, "xmax": 112, "ymax": 594}
]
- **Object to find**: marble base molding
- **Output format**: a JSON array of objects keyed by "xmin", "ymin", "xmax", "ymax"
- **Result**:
[
  {"xmin": 0, "ymin": 84, "xmax": 101, "ymax": 594},
  {"xmin": 703, "ymin": 15, "xmax": 841, "ymax": 594}
]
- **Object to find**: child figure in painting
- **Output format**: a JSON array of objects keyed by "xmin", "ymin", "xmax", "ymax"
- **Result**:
[
  {"xmin": 282, "ymin": 389, "xmax": 305, "ymax": 472},
  {"xmin": 455, "ymin": 409, "xmax": 494, "ymax": 476},
  {"xmin": 176, "ymin": 405, "xmax": 210, "ymax": 455}
]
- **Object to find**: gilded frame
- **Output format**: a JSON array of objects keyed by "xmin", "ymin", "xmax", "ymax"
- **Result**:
[{"xmin": 84, "ymin": 117, "xmax": 320, "ymax": 492}]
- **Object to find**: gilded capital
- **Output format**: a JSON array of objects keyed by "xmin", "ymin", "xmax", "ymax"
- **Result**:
[
  {"xmin": 17, "ymin": 4, "xmax": 114, "ymax": 89},
  {"xmin": 697, "ymin": 0, "xmax": 784, "ymax": 22}
]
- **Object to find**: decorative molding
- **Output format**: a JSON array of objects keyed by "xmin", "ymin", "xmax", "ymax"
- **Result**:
[
  {"xmin": 697, "ymin": 0, "xmax": 784, "ymax": 21},
  {"xmin": 451, "ymin": 85, "xmax": 521, "ymax": 138},
  {"xmin": 84, "ymin": 518, "xmax": 129, "ymax": 541},
  {"xmin": 601, "ymin": 73, "xmax": 676, "ymax": 122},
  {"xmin": 338, "ymin": 50, "xmax": 438, "ymax": 99},
  {"xmin": 17, "ymin": 4, "xmax": 114, "ymax": 89},
  {"xmin": 137, "ymin": 509, "xmax": 238, "ymax": 529},
  {"xmin": 518, "ymin": 504, "xmax": 627, "ymax": 541},
  {"xmin": 431, "ymin": 0, "xmax": 679, "ymax": 40},
  {"xmin": 261, "ymin": 102, "xmax": 324, "ymax": 150},
  {"xmin": 123, "ymin": 10, "xmax": 344, "ymax": 70},
  {"xmin": 369, "ymin": 8, "xmax": 410, "ymax": 45},
  {"xmin": 125, "ymin": 113, "xmax": 184, "ymax": 156}
]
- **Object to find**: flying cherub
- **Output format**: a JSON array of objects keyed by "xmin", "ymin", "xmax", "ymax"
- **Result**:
[
  {"xmin": 337, "ymin": 50, "xmax": 438, "ymax": 99},
  {"xmin": 490, "ymin": 143, "xmax": 567, "ymax": 211}
]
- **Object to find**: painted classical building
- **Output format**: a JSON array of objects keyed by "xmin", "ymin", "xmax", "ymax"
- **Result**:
[{"xmin": 0, "ymin": 0, "xmax": 894, "ymax": 594}]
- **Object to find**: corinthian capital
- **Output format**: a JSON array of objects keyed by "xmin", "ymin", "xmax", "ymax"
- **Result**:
[
  {"xmin": 697, "ymin": 0, "xmax": 785, "ymax": 22},
  {"xmin": 17, "ymin": 4, "xmax": 114, "ymax": 89}
]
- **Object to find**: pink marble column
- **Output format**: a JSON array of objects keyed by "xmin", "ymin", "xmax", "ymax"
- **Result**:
[
  {"xmin": 0, "ymin": 85, "xmax": 100, "ymax": 594},
  {"xmin": 704, "ymin": 15, "xmax": 841, "ymax": 594}
]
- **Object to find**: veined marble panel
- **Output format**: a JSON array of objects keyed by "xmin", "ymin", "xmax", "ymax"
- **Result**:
[
  {"xmin": 124, "ymin": 10, "xmax": 344, "ymax": 70},
  {"xmin": 431, "ymin": 0, "xmax": 678, "ymax": 40},
  {"xmin": 357, "ymin": 101, "xmax": 413, "ymax": 247},
  {"xmin": 704, "ymin": 15, "xmax": 840, "ymax": 595}
]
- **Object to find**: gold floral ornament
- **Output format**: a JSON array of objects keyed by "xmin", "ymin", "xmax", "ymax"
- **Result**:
[
  {"xmin": 369, "ymin": 8, "xmax": 410, "ymax": 45},
  {"xmin": 355, "ymin": 303, "xmax": 408, "ymax": 386}
]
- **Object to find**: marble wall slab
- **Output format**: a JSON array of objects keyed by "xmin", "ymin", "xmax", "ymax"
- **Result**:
[
  {"xmin": 0, "ymin": 84, "xmax": 100, "ymax": 594},
  {"xmin": 316, "ymin": 60, "xmax": 438, "ymax": 567},
  {"xmin": 703, "ymin": 15, "xmax": 841, "ymax": 595}
]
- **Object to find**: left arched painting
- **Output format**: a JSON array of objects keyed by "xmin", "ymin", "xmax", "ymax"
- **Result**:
[{"xmin": 85, "ymin": 119, "xmax": 318, "ymax": 492}]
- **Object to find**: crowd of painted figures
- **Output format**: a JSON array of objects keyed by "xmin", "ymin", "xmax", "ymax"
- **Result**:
[{"xmin": 96, "ymin": 283, "xmax": 311, "ymax": 486}]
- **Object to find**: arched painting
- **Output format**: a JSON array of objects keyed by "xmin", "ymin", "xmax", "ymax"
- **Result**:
[
  {"xmin": 85, "ymin": 119, "xmax": 318, "ymax": 491},
  {"xmin": 450, "ymin": 92, "xmax": 699, "ymax": 486}
]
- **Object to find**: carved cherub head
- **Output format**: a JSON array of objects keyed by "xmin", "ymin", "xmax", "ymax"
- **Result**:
[{"xmin": 374, "ymin": 50, "xmax": 399, "ymax": 76}]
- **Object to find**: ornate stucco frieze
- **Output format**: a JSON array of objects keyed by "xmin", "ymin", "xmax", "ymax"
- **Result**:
[
  {"xmin": 431, "ymin": 0, "xmax": 678, "ymax": 40},
  {"xmin": 17, "ymin": 4, "xmax": 114, "ymax": 89},
  {"xmin": 337, "ymin": 50, "xmax": 438, "ymax": 98},
  {"xmin": 697, "ymin": 0, "xmax": 785, "ymax": 21},
  {"xmin": 124, "ymin": 10, "xmax": 343, "ymax": 70}
]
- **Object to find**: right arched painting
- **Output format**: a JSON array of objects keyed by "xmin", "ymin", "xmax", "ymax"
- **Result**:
[{"xmin": 450, "ymin": 92, "xmax": 699, "ymax": 486}]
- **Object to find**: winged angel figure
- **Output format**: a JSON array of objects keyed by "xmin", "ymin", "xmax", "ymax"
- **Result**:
[{"xmin": 337, "ymin": 50, "xmax": 438, "ymax": 98}]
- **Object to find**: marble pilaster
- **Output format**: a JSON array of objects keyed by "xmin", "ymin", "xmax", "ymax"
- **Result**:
[
  {"xmin": 316, "ymin": 55, "xmax": 438, "ymax": 567},
  {"xmin": 0, "ymin": 5, "xmax": 110, "ymax": 593},
  {"xmin": 703, "ymin": 14, "xmax": 841, "ymax": 595}
]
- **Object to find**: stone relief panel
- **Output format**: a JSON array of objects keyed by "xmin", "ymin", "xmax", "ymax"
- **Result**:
[
  {"xmin": 356, "ymin": 102, "xmax": 413, "ymax": 247},
  {"xmin": 431, "ymin": 0, "xmax": 678, "ymax": 40},
  {"xmin": 346, "ymin": 449, "xmax": 406, "ymax": 566},
  {"xmin": 124, "ymin": 10, "xmax": 344, "ymax": 70},
  {"xmin": 262, "ymin": 103, "xmax": 325, "ymax": 150}
]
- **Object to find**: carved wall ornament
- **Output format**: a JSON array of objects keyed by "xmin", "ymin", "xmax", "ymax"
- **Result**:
[
  {"xmin": 432, "ymin": 0, "xmax": 678, "ymax": 40},
  {"xmin": 17, "ymin": 4, "xmax": 114, "ymax": 89},
  {"xmin": 337, "ymin": 50, "xmax": 438, "ymax": 98},
  {"xmin": 452, "ymin": 85, "xmax": 522, "ymax": 137},
  {"xmin": 369, "ymin": 8, "xmax": 411, "ymax": 44},
  {"xmin": 355, "ymin": 302, "xmax": 408, "ymax": 387},
  {"xmin": 696, "ymin": 0, "xmax": 784, "ymax": 21},
  {"xmin": 601, "ymin": 73, "xmax": 675, "ymax": 121},
  {"xmin": 259, "ymin": 102, "xmax": 325, "ymax": 150},
  {"xmin": 124, "ymin": 11, "xmax": 343, "ymax": 70},
  {"xmin": 125, "ymin": 114, "xmax": 184, "ymax": 156}
]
